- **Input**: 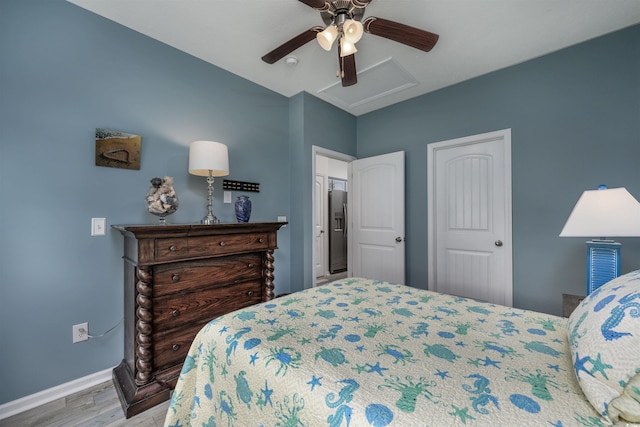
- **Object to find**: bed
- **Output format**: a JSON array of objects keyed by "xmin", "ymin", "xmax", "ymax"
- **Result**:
[{"xmin": 164, "ymin": 271, "xmax": 640, "ymax": 426}]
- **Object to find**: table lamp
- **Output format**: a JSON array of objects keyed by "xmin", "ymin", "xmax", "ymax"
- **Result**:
[
  {"xmin": 188, "ymin": 140, "xmax": 229, "ymax": 224},
  {"xmin": 560, "ymin": 185, "xmax": 640, "ymax": 294}
]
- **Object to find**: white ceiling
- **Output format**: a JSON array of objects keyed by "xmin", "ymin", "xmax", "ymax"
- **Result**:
[{"xmin": 68, "ymin": 0, "xmax": 640, "ymax": 116}]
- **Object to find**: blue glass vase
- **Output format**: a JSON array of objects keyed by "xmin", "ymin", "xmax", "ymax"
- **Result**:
[{"xmin": 235, "ymin": 195, "xmax": 252, "ymax": 223}]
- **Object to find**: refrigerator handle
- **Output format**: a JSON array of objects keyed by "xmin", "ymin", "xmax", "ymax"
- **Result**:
[{"xmin": 343, "ymin": 203, "xmax": 348, "ymax": 236}]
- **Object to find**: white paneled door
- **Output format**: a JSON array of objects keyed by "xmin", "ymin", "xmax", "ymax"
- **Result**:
[
  {"xmin": 349, "ymin": 151, "xmax": 405, "ymax": 284},
  {"xmin": 427, "ymin": 129, "xmax": 512, "ymax": 306}
]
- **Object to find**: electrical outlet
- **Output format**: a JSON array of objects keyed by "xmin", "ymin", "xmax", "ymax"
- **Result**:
[{"xmin": 72, "ymin": 322, "xmax": 89, "ymax": 343}]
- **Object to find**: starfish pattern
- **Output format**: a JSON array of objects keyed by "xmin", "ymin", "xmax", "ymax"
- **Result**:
[
  {"xmin": 353, "ymin": 364, "xmax": 367, "ymax": 374},
  {"xmin": 449, "ymin": 404, "xmax": 476, "ymax": 423},
  {"xmin": 435, "ymin": 369, "xmax": 450, "ymax": 380},
  {"xmin": 249, "ymin": 352, "xmax": 259, "ymax": 365},
  {"xmin": 307, "ymin": 375, "xmax": 322, "ymax": 390},
  {"xmin": 573, "ymin": 352, "xmax": 592, "ymax": 378},
  {"xmin": 481, "ymin": 356, "xmax": 501, "ymax": 368},
  {"xmin": 366, "ymin": 362, "xmax": 389, "ymax": 376},
  {"xmin": 261, "ymin": 381, "xmax": 274, "ymax": 407},
  {"xmin": 589, "ymin": 353, "xmax": 613, "ymax": 380}
]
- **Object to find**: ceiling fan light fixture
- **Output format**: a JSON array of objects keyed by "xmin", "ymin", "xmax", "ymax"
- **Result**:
[
  {"xmin": 343, "ymin": 19, "xmax": 363, "ymax": 43},
  {"xmin": 317, "ymin": 25, "xmax": 338, "ymax": 51},
  {"xmin": 339, "ymin": 36, "xmax": 357, "ymax": 57}
]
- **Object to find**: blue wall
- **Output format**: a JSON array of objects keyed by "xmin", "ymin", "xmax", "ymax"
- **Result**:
[
  {"xmin": 289, "ymin": 93, "xmax": 357, "ymax": 292},
  {"xmin": 1, "ymin": 0, "xmax": 638, "ymax": 406},
  {"xmin": 0, "ymin": 0, "xmax": 293, "ymax": 403},
  {"xmin": 357, "ymin": 24, "xmax": 640, "ymax": 314}
]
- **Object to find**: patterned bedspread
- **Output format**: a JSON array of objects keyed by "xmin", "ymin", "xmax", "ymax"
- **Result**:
[{"xmin": 164, "ymin": 277, "xmax": 606, "ymax": 427}]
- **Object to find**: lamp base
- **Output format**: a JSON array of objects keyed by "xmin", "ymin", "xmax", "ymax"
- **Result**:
[
  {"xmin": 586, "ymin": 239, "xmax": 621, "ymax": 294},
  {"xmin": 200, "ymin": 176, "xmax": 220, "ymax": 225},
  {"xmin": 201, "ymin": 214, "xmax": 220, "ymax": 225}
]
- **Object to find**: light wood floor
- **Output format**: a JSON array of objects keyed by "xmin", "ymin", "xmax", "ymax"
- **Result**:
[{"xmin": 0, "ymin": 381, "xmax": 169, "ymax": 427}]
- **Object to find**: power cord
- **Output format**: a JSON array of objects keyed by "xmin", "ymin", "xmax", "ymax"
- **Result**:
[{"xmin": 83, "ymin": 318, "xmax": 123, "ymax": 339}]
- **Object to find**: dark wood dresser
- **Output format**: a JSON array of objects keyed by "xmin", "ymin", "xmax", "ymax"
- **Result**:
[{"xmin": 111, "ymin": 222, "xmax": 286, "ymax": 418}]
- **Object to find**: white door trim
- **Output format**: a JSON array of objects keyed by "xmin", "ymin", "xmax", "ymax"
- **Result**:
[
  {"xmin": 427, "ymin": 129, "xmax": 513, "ymax": 304},
  {"xmin": 312, "ymin": 146, "xmax": 356, "ymax": 287},
  {"xmin": 315, "ymin": 173, "xmax": 327, "ymax": 278}
]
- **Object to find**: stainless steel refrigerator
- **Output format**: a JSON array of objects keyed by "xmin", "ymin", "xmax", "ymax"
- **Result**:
[{"xmin": 328, "ymin": 189, "xmax": 347, "ymax": 273}]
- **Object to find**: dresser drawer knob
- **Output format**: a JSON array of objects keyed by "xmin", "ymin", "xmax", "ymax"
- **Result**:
[
  {"xmin": 172, "ymin": 344, "xmax": 180, "ymax": 351},
  {"xmin": 172, "ymin": 309, "xmax": 180, "ymax": 317},
  {"xmin": 172, "ymin": 274, "xmax": 180, "ymax": 282},
  {"xmin": 258, "ymin": 238, "xmax": 264, "ymax": 243},
  {"xmin": 247, "ymin": 263, "xmax": 254, "ymax": 268},
  {"xmin": 247, "ymin": 290, "xmax": 254, "ymax": 297},
  {"xmin": 219, "ymin": 241, "xmax": 225, "ymax": 247},
  {"xmin": 169, "ymin": 245, "xmax": 177, "ymax": 252}
]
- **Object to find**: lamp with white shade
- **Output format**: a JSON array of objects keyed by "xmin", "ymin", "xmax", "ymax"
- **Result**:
[
  {"xmin": 188, "ymin": 140, "xmax": 229, "ymax": 224},
  {"xmin": 559, "ymin": 185, "xmax": 640, "ymax": 294}
]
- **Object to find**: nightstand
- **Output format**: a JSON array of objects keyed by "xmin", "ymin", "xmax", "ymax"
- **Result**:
[{"xmin": 562, "ymin": 293, "xmax": 585, "ymax": 318}]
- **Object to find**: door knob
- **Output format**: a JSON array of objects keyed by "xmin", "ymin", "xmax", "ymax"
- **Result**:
[
  {"xmin": 395, "ymin": 236, "xmax": 403, "ymax": 243},
  {"xmin": 495, "ymin": 240, "xmax": 503, "ymax": 247}
]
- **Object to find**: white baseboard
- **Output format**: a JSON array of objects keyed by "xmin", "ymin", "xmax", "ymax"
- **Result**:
[{"xmin": 0, "ymin": 367, "xmax": 114, "ymax": 420}]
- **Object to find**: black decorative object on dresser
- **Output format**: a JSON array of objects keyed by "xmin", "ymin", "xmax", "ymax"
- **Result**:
[{"xmin": 111, "ymin": 222, "xmax": 286, "ymax": 418}]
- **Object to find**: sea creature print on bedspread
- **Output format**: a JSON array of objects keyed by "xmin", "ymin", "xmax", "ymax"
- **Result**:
[{"xmin": 165, "ymin": 277, "xmax": 619, "ymax": 427}]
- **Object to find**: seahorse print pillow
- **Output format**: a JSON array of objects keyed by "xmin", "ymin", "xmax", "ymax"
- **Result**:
[{"xmin": 567, "ymin": 269, "xmax": 640, "ymax": 424}]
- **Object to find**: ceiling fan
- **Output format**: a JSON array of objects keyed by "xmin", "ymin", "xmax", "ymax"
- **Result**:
[{"xmin": 261, "ymin": 0, "xmax": 439, "ymax": 87}]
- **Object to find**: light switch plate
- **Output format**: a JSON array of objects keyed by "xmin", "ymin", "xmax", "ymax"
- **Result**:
[
  {"xmin": 91, "ymin": 218, "xmax": 106, "ymax": 236},
  {"xmin": 224, "ymin": 191, "xmax": 232, "ymax": 203}
]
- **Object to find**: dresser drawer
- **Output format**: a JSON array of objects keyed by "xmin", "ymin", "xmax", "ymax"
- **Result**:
[
  {"xmin": 153, "ymin": 280, "xmax": 263, "ymax": 330},
  {"xmin": 153, "ymin": 321, "xmax": 205, "ymax": 370},
  {"xmin": 153, "ymin": 254, "xmax": 262, "ymax": 297},
  {"xmin": 155, "ymin": 233, "xmax": 270, "ymax": 261}
]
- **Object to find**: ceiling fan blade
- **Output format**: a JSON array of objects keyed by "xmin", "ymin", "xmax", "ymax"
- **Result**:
[
  {"xmin": 262, "ymin": 27, "xmax": 323, "ymax": 64},
  {"xmin": 338, "ymin": 51, "xmax": 357, "ymax": 87},
  {"xmin": 297, "ymin": 0, "xmax": 330, "ymax": 11},
  {"xmin": 363, "ymin": 17, "xmax": 439, "ymax": 52}
]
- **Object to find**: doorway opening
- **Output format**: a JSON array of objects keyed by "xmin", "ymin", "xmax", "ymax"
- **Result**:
[{"xmin": 312, "ymin": 146, "xmax": 355, "ymax": 287}]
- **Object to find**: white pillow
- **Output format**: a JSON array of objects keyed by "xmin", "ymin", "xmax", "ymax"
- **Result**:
[{"xmin": 567, "ymin": 269, "xmax": 640, "ymax": 423}]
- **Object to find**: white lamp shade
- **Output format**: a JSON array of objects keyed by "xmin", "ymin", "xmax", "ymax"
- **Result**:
[
  {"xmin": 339, "ymin": 36, "xmax": 357, "ymax": 57},
  {"xmin": 559, "ymin": 187, "xmax": 640, "ymax": 237},
  {"xmin": 188, "ymin": 140, "xmax": 229, "ymax": 177},
  {"xmin": 343, "ymin": 19, "xmax": 363, "ymax": 43},
  {"xmin": 317, "ymin": 25, "xmax": 338, "ymax": 51}
]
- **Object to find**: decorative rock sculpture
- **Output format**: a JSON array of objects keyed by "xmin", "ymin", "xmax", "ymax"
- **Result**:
[{"xmin": 146, "ymin": 176, "xmax": 179, "ymax": 224}]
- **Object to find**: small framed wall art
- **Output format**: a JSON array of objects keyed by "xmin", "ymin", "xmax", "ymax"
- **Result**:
[{"xmin": 95, "ymin": 128, "xmax": 141, "ymax": 170}]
